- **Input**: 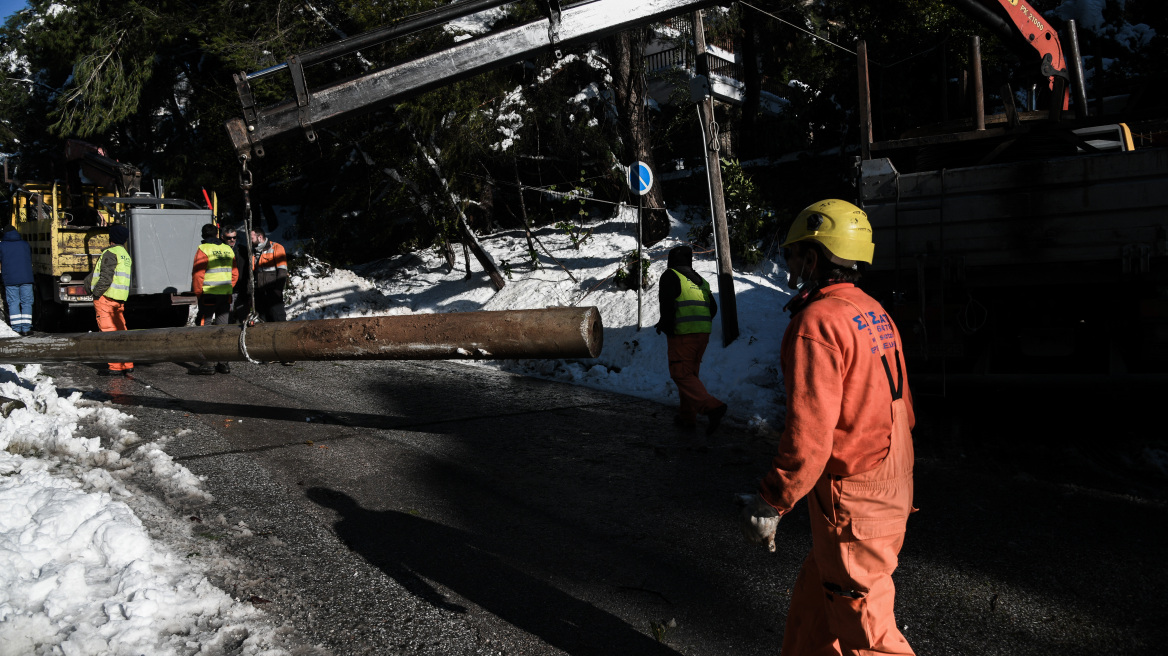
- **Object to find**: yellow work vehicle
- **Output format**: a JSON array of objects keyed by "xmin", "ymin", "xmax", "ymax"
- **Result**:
[{"xmin": 3, "ymin": 145, "xmax": 213, "ymax": 329}]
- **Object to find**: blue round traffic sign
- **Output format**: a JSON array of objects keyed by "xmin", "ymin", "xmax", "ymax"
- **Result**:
[{"xmin": 629, "ymin": 161, "xmax": 653, "ymax": 196}]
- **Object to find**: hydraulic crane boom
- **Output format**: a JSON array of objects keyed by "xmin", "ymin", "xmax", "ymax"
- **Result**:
[
  {"xmin": 226, "ymin": 0, "xmax": 717, "ymax": 159},
  {"xmin": 946, "ymin": 0, "xmax": 1070, "ymax": 109}
]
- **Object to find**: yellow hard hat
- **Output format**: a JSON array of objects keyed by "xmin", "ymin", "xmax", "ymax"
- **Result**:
[{"xmin": 781, "ymin": 199, "xmax": 874, "ymax": 264}]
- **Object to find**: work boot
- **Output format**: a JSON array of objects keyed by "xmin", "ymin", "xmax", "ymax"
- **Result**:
[
  {"xmin": 280, "ymin": 361, "xmax": 295, "ymax": 366},
  {"xmin": 190, "ymin": 364, "xmax": 216, "ymax": 375},
  {"xmin": 215, "ymin": 362, "xmax": 231, "ymax": 374},
  {"xmin": 706, "ymin": 404, "xmax": 728, "ymax": 436}
]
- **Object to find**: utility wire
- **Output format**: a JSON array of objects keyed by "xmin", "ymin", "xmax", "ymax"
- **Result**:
[
  {"xmin": 738, "ymin": 1, "xmax": 858, "ymax": 57},
  {"xmin": 739, "ymin": 0, "xmax": 949, "ymax": 69},
  {"xmin": 461, "ymin": 171, "xmax": 629, "ymax": 208}
]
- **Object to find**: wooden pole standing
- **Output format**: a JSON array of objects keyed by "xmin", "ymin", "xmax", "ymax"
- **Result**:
[
  {"xmin": 692, "ymin": 10, "xmax": 739, "ymax": 346},
  {"xmin": 858, "ymin": 40, "xmax": 873, "ymax": 160}
]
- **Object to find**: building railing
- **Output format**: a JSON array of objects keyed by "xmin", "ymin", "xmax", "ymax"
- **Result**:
[
  {"xmin": 645, "ymin": 47, "xmax": 741, "ymax": 84},
  {"xmin": 646, "ymin": 46, "xmax": 691, "ymax": 73},
  {"xmin": 704, "ymin": 52, "xmax": 742, "ymax": 82}
]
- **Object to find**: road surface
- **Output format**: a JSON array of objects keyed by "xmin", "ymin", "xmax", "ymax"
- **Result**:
[{"xmin": 44, "ymin": 359, "xmax": 1168, "ymax": 655}]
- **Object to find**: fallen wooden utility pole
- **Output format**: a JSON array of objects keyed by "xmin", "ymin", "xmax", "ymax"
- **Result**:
[{"xmin": 0, "ymin": 308, "xmax": 603, "ymax": 365}]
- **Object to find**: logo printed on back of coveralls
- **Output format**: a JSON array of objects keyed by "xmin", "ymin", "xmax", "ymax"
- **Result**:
[{"xmin": 852, "ymin": 312, "xmax": 898, "ymax": 354}]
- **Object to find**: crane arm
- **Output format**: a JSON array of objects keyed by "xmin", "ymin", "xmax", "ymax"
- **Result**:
[
  {"xmin": 946, "ymin": 0, "xmax": 1070, "ymax": 109},
  {"xmin": 993, "ymin": 0, "xmax": 1068, "ymax": 81},
  {"xmin": 226, "ymin": 0, "xmax": 717, "ymax": 158}
]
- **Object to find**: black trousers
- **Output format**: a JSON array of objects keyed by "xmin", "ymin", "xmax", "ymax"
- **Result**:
[
  {"xmin": 234, "ymin": 289, "xmax": 286, "ymax": 323},
  {"xmin": 196, "ymin": 294, "xmax": 232, "ymax": 367},
  {"xmin": 197, "ymin": 294, "xmax": 232, "ymax": 327}
]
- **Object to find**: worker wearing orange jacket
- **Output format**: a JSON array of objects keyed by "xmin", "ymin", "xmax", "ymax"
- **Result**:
[
  {"xmin": 249, "ymin": 226, "xmax": 289, "ymax": 324},
  {"xmin": 740, "ymin": 199, "xmax": 915, "ymax": 655},
  {"xmin": 191, "ymin": 223, "xmax": 239, "ymax": 375}
]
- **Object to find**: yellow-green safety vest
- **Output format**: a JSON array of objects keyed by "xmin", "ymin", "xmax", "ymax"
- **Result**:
[
  {"xmin": 93, "ymin": 244, "xmax": 133, "ymax": 301},
  {"xmin": 671, "ymin": 269, "xmax": 713, "ymax": 334},
  {"xmin": 198, "ymin": 242, "xmax": 236, "ymax": 295}
]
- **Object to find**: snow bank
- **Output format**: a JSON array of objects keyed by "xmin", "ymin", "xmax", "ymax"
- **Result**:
[{"xmin": 0, "ymin": 324, "xmax": 299, "ymax": 656}]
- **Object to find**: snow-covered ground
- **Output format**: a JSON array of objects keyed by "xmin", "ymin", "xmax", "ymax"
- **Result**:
[
  {"xmin": 1, "ymin": 205, "xmax": 793, "ymax": 654},
  {"xmin": 287, "ymin": 205, "xmax": 792, "ymax": 427},
  {"xmin": 0, "ymin": 353, "xmax": 317, "ymax": 654}
]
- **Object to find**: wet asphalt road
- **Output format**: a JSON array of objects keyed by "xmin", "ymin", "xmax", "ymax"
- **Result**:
[{"xmin": 44, "ymin": 359, "xmax": 1168, "ymax": 655}]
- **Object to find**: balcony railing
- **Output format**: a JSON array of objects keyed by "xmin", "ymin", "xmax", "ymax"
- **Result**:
[
  {"xmin": 704, "ymin": 52, "xmax": 742, "ymax": 82},
  {"xmin": 646, "ymin": 46, "xmax": 691, "ymax": 73},
  {"xmin": 645, "ymin": 47, "xmax": 741, "ymax": 83}
]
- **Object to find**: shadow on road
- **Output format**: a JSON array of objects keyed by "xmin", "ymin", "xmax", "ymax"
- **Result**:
[
  {"xmin": 306, "ymin": 486, "xmax": 681, "ymax": 656},
  {"xmin": 73, "ymin": 390, "xmax": 411, "ymax": 430}
]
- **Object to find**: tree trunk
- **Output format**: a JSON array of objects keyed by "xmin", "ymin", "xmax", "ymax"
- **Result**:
[
  {"xmin": 604, "ymin": 28, "xmax": 669, "ymax": 245},
  {"xmin": 412, "ymin": 132, "xmax": 505, "ymax": 290},
  {"xmin": 440, "ymin": 239, "xmax": 457, "ymax": 271}
]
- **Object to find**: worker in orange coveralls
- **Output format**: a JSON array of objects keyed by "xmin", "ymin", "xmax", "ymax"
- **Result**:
[
  {"xmin": 739, "ymin": 199, "xmax": 916, "ymax": 655},
  {"xmin": 86, "ymin": 224, "xmax": 134, "ymax": 376}
]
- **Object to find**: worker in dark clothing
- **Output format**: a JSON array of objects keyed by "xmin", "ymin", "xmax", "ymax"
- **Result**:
[
  {"xmin": 220, "ymin": 225, "xmax": 248, "ymax": 323},
  {"xmin": 250, "ymin": 226, "xmax": 294, "ymax": 365},
  {"xmin": 0, "ymin": 224, "xmax": 35, "ymax": 335},
  {"xmin": 656, "ymin": 245, "xmax": 728, "ymax": 434},
  {"xmin": 87, "ymin": 224, "xmax": 134, "ymax": 375},
  {"xmin": 190, "ymin": 224, "xmax": 239, "ymax": 375},
  {"xmin": 227, "ymin": 223, "xmax": 258, "ymax": 324}
]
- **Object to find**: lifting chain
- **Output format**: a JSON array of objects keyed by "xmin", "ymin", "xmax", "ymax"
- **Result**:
[{"xmin": 237, "ymin": 156, "xmax": 262, "ymax": 363}]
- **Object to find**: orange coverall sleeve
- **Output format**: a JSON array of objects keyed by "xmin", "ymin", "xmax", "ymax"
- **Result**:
[
  {"xmin": 759, "ymin": 332, "xmax": 844, "ymax": 515},
  {"xmin": 191, "ymin": 249, "xmax": 208, "ymax": 295},
  {"xmin": 231, "ymin": 256, "xmax": 239, "ymax": 288}
]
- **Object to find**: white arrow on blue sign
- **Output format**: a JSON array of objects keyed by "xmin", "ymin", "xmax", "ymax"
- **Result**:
[{"xmin": 629, "ymin": 161, "xmax": 653, "ymax": 196}]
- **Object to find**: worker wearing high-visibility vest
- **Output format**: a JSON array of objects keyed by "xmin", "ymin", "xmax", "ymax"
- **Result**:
[
  {"xmin": 246, "ymin": 226, "xmax": 295, "ymax": 366},
  {"xmin": 739, "ymin": 199, "xmax": 916, "ymax": 656},
  {"xmin": 191, "ymin": 223, "xmax": 239, "ymax": 375},
  {"xmin": 249, "ymin": 226, "xmax": 289, "ymax": 324},
  {"xmin": 87, "ymin": 224, "xmax": 134, "ymax": 376},
  {"xmin": 655, "ymin": 245, "xmax": 727, "ymax": 435}
]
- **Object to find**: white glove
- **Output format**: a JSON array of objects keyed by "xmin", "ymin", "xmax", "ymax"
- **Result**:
[{"xmin": 736, "ymin": 493, "xmax": 781, "ymax": 552}]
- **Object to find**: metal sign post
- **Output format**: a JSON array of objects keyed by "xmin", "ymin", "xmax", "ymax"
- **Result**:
[{"xmin": 630, "ymin": 161, "xmax": 653, "ymax": 330}]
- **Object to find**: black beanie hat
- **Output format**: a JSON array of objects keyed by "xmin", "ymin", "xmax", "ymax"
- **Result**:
[{"xmin": 108, "ymin": 224, "xmax": 129, "ymax": 244}]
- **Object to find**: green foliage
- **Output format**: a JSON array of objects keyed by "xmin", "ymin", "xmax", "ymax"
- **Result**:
[
  {"xmin": 649, "ymin": 619, "xmax": 669, "ymax": 643},
  {"xmin": 614, "ymin": 250, "xmax": 651, "ymax": 291},
  {"xmin": 545, "ymin": 169, "xmax": 601, "ymax": 248},
  {"xmin": 553, "ymin": 219, "xmax": 592, "ymax": 249},
  {"xmin": 720, "ymin": 158, "xmax": 773, "ymax": 267}
]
